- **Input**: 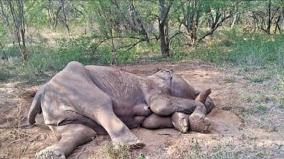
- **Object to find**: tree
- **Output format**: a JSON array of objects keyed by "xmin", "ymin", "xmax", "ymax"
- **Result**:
[
  {"xmin": 251, "ymin": 0, "xmax": 283, "ymax": 34},
  {"xmin": 9, "ymin": 0, "xmax": 27, "ymax": 60},
  {"xmin": 176, "ymin": 0, "xmax": 234, "ymax": 45},
  {"xmin": 88, "ymin": 1, "xmax": 152, "ymax": 55},
  {"xmin": 158, "ymin": 0, "xmax": 173, "ymax": 57}
]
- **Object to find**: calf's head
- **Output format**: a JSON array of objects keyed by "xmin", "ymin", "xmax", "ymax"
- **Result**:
[{"xmin": 153, "ymin": 69, "xmax": 215, "ymax": 114}]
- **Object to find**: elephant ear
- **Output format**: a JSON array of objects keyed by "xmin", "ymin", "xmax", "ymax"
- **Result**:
[{"xmin": 170, "ymin": 75, "xmax": 198, "ymax": 99}]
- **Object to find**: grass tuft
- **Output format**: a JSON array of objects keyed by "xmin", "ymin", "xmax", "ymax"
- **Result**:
[{"xmin": 102, "ymin": 143, "xmax": 131, "ymax": 159}]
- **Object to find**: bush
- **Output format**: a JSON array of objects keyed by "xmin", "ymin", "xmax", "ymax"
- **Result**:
[{"xmin": 19, "ymin": 35, "xmax": 141, "ymax": 82}]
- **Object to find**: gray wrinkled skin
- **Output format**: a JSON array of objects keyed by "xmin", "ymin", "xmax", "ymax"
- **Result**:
[{"xmin": 28, "ymin": 61, "xmax": 214, "ymax": 159}]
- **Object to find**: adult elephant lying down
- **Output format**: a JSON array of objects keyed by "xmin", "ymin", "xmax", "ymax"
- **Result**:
[{"xmin": 28, "ymin": 61, "xmax": 215, "ymax": 159}]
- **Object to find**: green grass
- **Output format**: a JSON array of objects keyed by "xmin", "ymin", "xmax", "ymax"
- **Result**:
[
  {"xmin": 0, "ymin": 71, "xmax": 10, "ymax": 81},
  {"xmin": 244, "ymin": 72, "xmax": 271, "ymax": 83},
  {"xmin": 175, "ymin": 30, "xmax": 284, "ymax": 69},
  {"xmin": 277, "ymin": 73, "xmax": 284, "ymax": 109},
  {"xmin": 184, "ymin": 138, "xmax": 272, "ymax": 159},
  {"xmin": 255, "ymin": 104, "xmax": 268, "ymax": 113}
]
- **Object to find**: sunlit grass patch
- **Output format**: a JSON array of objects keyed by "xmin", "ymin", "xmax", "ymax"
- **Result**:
[
  {"xmin": 244, "ymin": 73, "xmax": 271, "ymax": 83},
  {"xmin": 184, "ymin": 138, "xmax": 273, "ymax": 159},
  {"xmin": 101, "ymin": 143, "xmax": 131, "ymax": 159}
]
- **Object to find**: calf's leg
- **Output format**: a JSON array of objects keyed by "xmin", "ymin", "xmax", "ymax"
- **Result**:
[
  {"xmin": 89, "ymin": 107, "xmax": 144, "ymax": 148},
  {"xmin": 132, "ymin": 103, "xmax": 151, "ymax": 116},
  {"xmin": 171, "ymin": 112, "xmax": 189, "ymax": 133},
  {"xmin": 148, "ymin": 94, "xmax": 199, "ymax": 116},
  {"xmin": 74, "ymin": 92, "xmax": 144, "ymax": 148},
  {"xmin": 147, "ymin": 89, "xmax": 213, "ymax": 133},
  {"xmin": 36, "ymin": 124, "xmax": 95, "ymax": 159},
  {"xmin": 142, "ymin": 114, "xmax": 173, "ymax": 129},
  {"xmin": 142, "ymin": 113, "xmax": 189, "ymax": 133},
  {"xmin": 189, "ymin": 89, "xmax": 212, "ymax": 133}
]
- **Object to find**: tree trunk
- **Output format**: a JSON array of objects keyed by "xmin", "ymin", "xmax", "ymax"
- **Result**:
[
  {"xmin": 20, "ymin": 28, "xmax": 27, "ymax": 60},
  {"xmin": 158, "ymin": 0, "xmax": 172, "ymax": 57},
  {"xmin": 60, "ymin": 0, "xmax": 70, "ymax": 33},
  {"xmin": 274, "ymin": 15, "xmax": 281, "ymax": 34},
  {"xmin": 267, "ymin": 0, "xmax": 272, "ymax": 34},
  {"xmin": 8, "ymin": 0, "xmax": 27, "ymax": 60},
  {"xmin": 159, "ymin": 22, "xmax": 170, "ymax": 57}
]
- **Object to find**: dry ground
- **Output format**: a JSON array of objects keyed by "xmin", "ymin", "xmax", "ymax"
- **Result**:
[{"xmin": 0, "ymin": 60, "xmax": 284, "ymax": 159}]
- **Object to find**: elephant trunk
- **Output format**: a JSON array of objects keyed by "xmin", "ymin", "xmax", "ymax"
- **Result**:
[
  {"xmin": 28, "ymin": 86, "xmax": 43, "ymax": 125},
  {"xmin": 196, "ymin": 88, "xmax": 211, "ymax": 104}
]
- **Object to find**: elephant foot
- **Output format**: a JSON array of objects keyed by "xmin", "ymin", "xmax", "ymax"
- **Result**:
[
  {"xmin": 36, "ymin": 148, "xmax": 66, "ymax": 159},
  {"xmin": 189, "ymin": 113, "xmax": 210, "ymax": 133},
  {"xmin": 112, "ymin": 136, "xmax": 145, "ymax": 149},
  {"xmin": 172, "ymin": 112, "xmax": 189, "ymax": 133}
]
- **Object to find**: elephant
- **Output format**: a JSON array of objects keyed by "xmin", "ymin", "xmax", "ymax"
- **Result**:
[{"xmin": 28, "ymin": 61, "xmax": 215, "ymax": 159}]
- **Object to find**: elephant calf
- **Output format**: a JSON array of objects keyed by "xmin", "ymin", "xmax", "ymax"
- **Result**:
[{"xmin": 28, "ymin": 61, "xmax": 215, "ymax": 159}]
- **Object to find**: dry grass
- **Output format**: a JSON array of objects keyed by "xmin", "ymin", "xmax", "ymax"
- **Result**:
[{"xmin": 101, "ymin": 143, "xmax": 131, "ymax": 159}]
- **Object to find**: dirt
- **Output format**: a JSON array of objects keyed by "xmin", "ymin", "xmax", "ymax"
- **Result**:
[{"xmin": 1, "ymin": 60, "xmax": 284, "ymax": 159}]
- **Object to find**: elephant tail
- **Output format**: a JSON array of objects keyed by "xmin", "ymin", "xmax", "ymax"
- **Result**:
[{"xmin": 28, "ymin": 86, "xmax": 44, "ymax": 125}]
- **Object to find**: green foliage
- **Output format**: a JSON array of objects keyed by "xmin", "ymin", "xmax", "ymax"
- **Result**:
[
  {"xmin": 93, "ymin": 43, "xmax": 139, "ymax": 65},
  {"xmin": 21, "ymin": 41, "xmax": 92, "ymax": 81},
  {"xmin": 0, "ymin": 0, "xmax": 283, "ymax": 83},
  {"xmin": 14, "ymin": 34, "xmax": 139, "ymax": 82},
  {"xmin": 25, "ymin": 0, "xmax": 49, "ymax": 27},
  {"xmin": 0, "ymin": 69, "xmax": 11, "ymax": 81}
]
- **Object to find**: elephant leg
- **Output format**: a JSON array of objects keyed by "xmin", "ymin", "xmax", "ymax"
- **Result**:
[
  {"xmin": 142, "ymin": 113, "xmax": 189, "ymax": 133},
  {"xmin": 75, "ymin": 96, "xmax": 144, "ymax": 148},
  {"xmin": 148, "ymin": 89, "xmax": 212, "ymax": 133},
  {"xmin": 189, "ymin": 89, "xmax": 212, "ymax": 133},
  {"xmin": 79, "ymin": 97, "xmax": 144, "ymax": 148},
  {"xmin": 171, "ymin": 112, "xmax": 189, "ymax": 133},
  {"xmin": 36, "ymin": 124, "xmax": 95, "ymax": 159},
  {"xmin": 132, "ymin": 103, "xmax": 152, "ymax": 116},
  {"xmin": 91, "ymin": 108, "xmax": 144, "ymax": 148},
  {"xmin": 142, "ymin": 114, "xmax": 173, "ymax": 129},
  {"xmin": 149, "ymin": 94, "xmax": 201, "ymax": 116},
  {"xmin": 205, "ymin": 96, "xmax": 215, "ymax": 114}
]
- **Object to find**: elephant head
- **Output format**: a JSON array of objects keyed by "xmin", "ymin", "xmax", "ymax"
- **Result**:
[{"xmin": 150, "ymin": 69, "xmax": 215, "ymax": 114}]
